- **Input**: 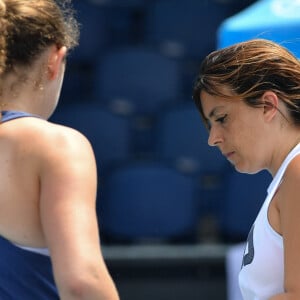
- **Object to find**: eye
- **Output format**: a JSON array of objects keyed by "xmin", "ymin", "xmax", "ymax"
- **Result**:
[{"xmin": 216, "ymin": 114, "xmax": 227, "ymax": 124}]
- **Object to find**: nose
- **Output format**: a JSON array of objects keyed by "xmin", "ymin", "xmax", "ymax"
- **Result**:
[{"xmin": 207, "ymin": 127, "xmax": 223, "ymax": 147}]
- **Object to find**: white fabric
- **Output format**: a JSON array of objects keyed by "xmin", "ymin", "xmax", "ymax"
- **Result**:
[
  {"xmin": 226, "ymin": 243, "xmax": 245, "ymax": 300},
  {"xmin": 14, "ymin": 243, "xmax": 50, "ymax": 256},
  {"xmin": 239, "ymin": 143, "xmax": 300, "ymax": 300}
]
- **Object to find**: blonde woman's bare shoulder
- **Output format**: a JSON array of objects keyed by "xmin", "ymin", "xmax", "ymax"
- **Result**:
[
  {"xmin": 3, "ymin": 117, "xmax": 95, "ymax": 161},
  {"xmin": 42, "ymin": 119, "xmax": 94, "ymax": 157}
]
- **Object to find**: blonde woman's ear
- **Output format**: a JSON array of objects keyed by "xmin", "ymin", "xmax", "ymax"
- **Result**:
[{"xmin": 47, "ymin": 46, "xmax": 67, "ymax": 80}]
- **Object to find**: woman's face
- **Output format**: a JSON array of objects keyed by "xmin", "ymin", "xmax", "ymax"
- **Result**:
[{"xmin": 200, "ymin": 88, "xmax": 268, "ymax": 174}]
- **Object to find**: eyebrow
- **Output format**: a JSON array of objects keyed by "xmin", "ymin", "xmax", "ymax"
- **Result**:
[{"xmin": 207, "ymin": 106, "xmax": 225, "ymax": 119}]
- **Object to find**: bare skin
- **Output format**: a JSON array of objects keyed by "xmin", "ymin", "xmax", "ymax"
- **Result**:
[{"xmin": 0, "ymin": 45, "xmax": 119, "ymax": 300}]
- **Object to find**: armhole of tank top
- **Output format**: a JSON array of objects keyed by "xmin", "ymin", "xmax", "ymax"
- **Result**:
[
  {"xmin": 261, "ymin": 178, "xmax": 283, "ymax": 249},
  {"xmin": 263, "ymin": 150, "xmax": 300, "ymax": 247},
  {"xmin": 263, "ymin": 199, "xmax": 283, "ymax": 248}
]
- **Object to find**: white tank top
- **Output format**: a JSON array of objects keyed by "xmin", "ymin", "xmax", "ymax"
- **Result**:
[{"xmin": 239, "ymin": 143, "xmax": 300, "ymax": 300}]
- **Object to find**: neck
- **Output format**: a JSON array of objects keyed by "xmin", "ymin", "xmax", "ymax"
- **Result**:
[
  {"xmin": 269, "ymin": 130, "xmax": 300, "ymax": 176},
  {"xmin": 0, "ymin": 101, "xmax": 28, "ymax": 113}
]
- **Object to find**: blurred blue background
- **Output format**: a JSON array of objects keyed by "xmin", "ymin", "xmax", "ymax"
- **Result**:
[{"xmin": 49, "ymin": 0, "xmax": 300, "ymax": 299}]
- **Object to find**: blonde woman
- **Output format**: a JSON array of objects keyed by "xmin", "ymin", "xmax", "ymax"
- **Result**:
[{"xmin": 0, "ymin": 1, "xmax": 119, "ymax": 299}]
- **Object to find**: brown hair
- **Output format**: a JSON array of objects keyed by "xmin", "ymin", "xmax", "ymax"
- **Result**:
[
  {"xmin": 193, "ymin": 39, "xmax": 300, "ymax": 126},
  {"xmin": 0, "ymin": 0, "xmax": 79, "ymax": 75}
]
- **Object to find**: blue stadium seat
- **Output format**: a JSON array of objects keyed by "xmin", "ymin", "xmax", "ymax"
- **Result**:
[
  {"xmin": 93, "ymin": 46, "xmax": 183, "ymax": 116},
  {"xmin": 155, "ymin": 102, "xmax": 228, "ymax": 175},
  {"xmin": 50, "ymin": 104, "xmax": 132, "ymax": 172},
  {"xmin": 154, "ymin": 102, "xmax": 230, "ymax": 222},
  {"xmin": 143, "ymin": 0, "xmax": 239, "ymax": 94},
  {"xmin": 93, "ymin": 46, "xmax": 183, "ymax": 154},
  {"xmin": 98, "ymin": 160, "xmax": 199, "ymax": 243},
  {"xmin": 144, "ymin": 0, "xmax": 234, "ymax": 60},
  {"xmin": 61, "ymin": 1, "xmax": 110, "ymax": 103},
  {"xmin": 70, "ymin": 1, "xmax": 109, "ymax": 63},
  {"xmin": 220, "ymin": 169, "xmax": 272, "ymax": 242}
]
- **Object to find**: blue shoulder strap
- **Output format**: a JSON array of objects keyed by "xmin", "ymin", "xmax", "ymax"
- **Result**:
[{"xmin": 1, "ymin": 110, "xmax": 40, "ymax": 122}]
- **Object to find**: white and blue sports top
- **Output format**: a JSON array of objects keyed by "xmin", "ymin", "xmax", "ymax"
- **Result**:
[
  {"xmin": 239, "ymin": 143, "xmax": 300, "ymax": 300},
  {"xmin": 0, "ymin": 110, "xmax": 58, "ymax": 299}
]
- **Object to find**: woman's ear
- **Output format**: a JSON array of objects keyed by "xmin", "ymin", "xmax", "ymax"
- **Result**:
[
  {"xmin": 262, "ymin": 91, "xmax": 279, "ymax": 122},
  {"xmin": 47, "ymin": 46, "xmax": 67, "ymax": 80}
]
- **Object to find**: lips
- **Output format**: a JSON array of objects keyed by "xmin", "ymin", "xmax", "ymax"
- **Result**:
[{"xmin": 224, "ymin": 151, "xmax": 234, "ymax": 160}]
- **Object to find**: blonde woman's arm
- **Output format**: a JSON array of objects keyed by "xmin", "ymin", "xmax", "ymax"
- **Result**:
[{"xmin": 38, "ymin": 124, "xmax": 119, "ymax": 300}]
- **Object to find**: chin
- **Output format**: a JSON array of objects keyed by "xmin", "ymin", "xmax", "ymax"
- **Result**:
[
  {"xmin": 234, "ymin": 164, "xmax": 262, "ymax": 175},
  {"xmin": 235, "ymin": 167, "xmax": 262, "ymax": 175}
]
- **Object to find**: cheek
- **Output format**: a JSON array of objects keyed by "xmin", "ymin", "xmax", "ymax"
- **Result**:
[
  {"xmin": 236, "ymin": 126, "xmax": 265, "ymax": 168},
  {"xmin": 234, "ymin": 112, "xmax": 261, "ymax": 139},
  {"xmin": 229, "ymin": 119, "xmax": 260, "ymax": 155}
]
